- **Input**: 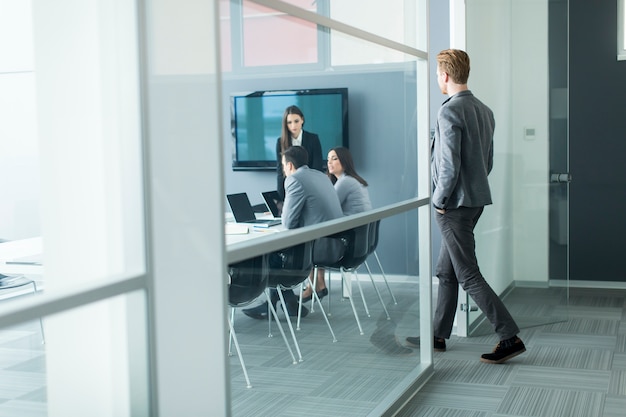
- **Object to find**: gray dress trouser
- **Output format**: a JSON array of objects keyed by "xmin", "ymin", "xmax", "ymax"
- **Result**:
[{"xmin": 433, "ymin": 206, "xmax": 520, "ymax": 341}]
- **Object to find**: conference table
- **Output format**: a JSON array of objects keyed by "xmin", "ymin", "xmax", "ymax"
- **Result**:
[{"xmin": 225, "ymin": 212, "xmax": 284, "ymax": 246}]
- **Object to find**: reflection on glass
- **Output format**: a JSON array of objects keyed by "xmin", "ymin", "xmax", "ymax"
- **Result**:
[
  {"xmin": 221, "ymin": 2, "xmax": 428, "ymax": 414},
  {"xmin": 242, "ymin": 0, "xmax": 318, "ymax": 67},
  {"xmin": 228, "ymin": 211, "xmax": 421, "ymax": 416},
  {"xmin": 0, "ymin": 291, "xmax": 150, "ymax": 415}
]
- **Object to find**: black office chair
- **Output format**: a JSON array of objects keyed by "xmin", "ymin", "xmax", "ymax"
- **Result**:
[
  {"xmin": 364, "ymin": 220, "xmax": 396, "ymax": 303},
  {"xmin": 267, "ymin": 241, "xmax": 337, "ymax": 361},
  {"xmin": 228, "ymin": 255, "xmax": 297, "ymax": 388},
  {"xmin": 357, "ymin": 220, "xmax": 396, "ymax": 317}
]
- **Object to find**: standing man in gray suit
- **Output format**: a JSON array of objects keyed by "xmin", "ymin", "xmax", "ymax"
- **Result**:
[
  {"xmin": 244, "ymin": 146, "xmax": 343, "ymax": 319},
  {"xmin": 407, "ymin": 49, "xmax": 526, "ymax": 364}
]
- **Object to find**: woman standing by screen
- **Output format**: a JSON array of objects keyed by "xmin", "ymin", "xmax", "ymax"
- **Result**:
[{"xmin": 276, "ymin": 105, "xmax": 324, "ymax": 200}]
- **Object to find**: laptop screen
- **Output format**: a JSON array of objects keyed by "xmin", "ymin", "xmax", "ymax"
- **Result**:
[
  {"xmin": 261, "ymin": 191, "xmax": 282, "ymax": 218},
  {"xmin": 226, "ymin": 193, "xmax": 256, "ymax": 223}
]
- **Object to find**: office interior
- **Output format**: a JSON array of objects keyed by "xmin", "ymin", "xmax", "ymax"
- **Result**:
[{"xmin": 0, "ymin": 0, "xmax": 624, "ymax": 416}]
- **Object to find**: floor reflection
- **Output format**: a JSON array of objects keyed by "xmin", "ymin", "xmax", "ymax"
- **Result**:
[
  {"xmin": 469, "ymin": 286, "xmax": 569, "ymax": 337},
  {"xmin": 229, "ymin": 275, "xmax": 421, "ymax": 417}
]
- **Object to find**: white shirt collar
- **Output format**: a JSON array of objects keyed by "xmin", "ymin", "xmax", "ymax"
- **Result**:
[{"xmin": 291, "ymin": 130, "xmax": 303, "ymax": 147}]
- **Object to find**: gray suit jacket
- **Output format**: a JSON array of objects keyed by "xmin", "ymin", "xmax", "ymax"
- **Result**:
[
  {"xmin": 282, "ymin": 166, "xmax": 344, "ymax": 264},
  {"xmin": 431, "ymin": 90, "xmax": 494, "ymax": 210},
  {"xmin": 282, "ymin": 166, "xmax": 343, "ymax": 229},
  {"xmin": 334, "ymin": 174, "xmax": 372, "ymax": 216}
]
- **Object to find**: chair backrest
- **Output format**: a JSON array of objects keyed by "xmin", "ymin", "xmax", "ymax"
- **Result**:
[
  {"xmin": 317, "ymin": 224, "xmax": 369, "ymax": 269},
  {"xmin": 367, "ymin": 220, "xmax": 381, "ymax": 256},
  {"xmin": 312, "ymin": 235, "xmax": 347, "ymax": 267},
  {"xmin": 267, "ymin": 241, "xmax": 313, "ymax": 289},
  {"xmin": 340, "ymin": 224, "xmax": 370, "ymax": 269},
  {"xmin": 228, "ymin": 255, "xmax": 268, "ymax": 307}
]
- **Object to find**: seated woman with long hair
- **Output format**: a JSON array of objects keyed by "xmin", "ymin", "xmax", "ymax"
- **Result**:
[{"xmin": 301, "ymin": 146, "xmax": 372, "ymax": 301}]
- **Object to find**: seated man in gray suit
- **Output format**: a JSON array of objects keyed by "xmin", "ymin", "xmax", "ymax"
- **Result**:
[{"xmin": 244, "ymin": 146, "xmax": 344, "ymax": 319}]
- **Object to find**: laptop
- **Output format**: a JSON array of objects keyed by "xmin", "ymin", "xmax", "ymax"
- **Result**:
[
  {"xmin": 226, "ymin": 193, "xmax": 282, "ymax": 227},
  {"xmin": 261, "ymin": 190, "xmax": 282, "ymax": 218}
]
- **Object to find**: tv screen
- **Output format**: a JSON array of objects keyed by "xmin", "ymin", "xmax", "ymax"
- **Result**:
[{"xmin": 230, "ymin": 88, "xmax": 348, "ymax": 170}]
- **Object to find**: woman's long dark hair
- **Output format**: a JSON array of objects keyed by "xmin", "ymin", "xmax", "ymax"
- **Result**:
[
  {"xmin": 328, "ymin": 146, "xmax": 368, "ymax": 186},
  {"xmin": 279, "ymin": 105, "xmax": 305, "ymax": 153}
]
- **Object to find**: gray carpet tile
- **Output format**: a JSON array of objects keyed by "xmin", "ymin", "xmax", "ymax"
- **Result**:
[
  {"xmin": 496, "ymin": 386, "xmax": 605, "ymax": 417},
  {"xmin": 603, "ymin": 394, "xmax": 626, "ymax": 417},
  {"xmin": 514, "ymin": 365, "xmax": 610, "ymax": 391},
  {"xmin": 406, "ymin": 380, "xmax": 508, "ymax": 412},
  {"xmin": 5, "ymin": 285, "xmax": 626, "ymax": 416}
]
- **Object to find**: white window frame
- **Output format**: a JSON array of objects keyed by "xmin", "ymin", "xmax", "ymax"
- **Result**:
[{"xmin": 619, "ymin": 0, "xmax": 626, "ymax": 60}]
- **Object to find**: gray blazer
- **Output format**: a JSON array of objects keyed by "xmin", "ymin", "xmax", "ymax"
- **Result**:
[
  {"xmin": 431, "ymin": 90, "xmax": 494, "ymax": 210},
  {"xmin": 334, "ymin": 174, "xmax": 372, "ymax": 216},
  {"xmin": 282, "ymin": 166, "xmax": 343, "ymax": 229},
  {"xmin": 282, "ymin": 166, "xmax": 344, "ymax": 264}
]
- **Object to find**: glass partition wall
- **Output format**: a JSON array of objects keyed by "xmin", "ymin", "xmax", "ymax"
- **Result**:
[
  {"xmin": 462, "ymin": 0, "xmax": 569, "ymax": 336},
  {"xmin": 0, "ymin": 0, "xmax": 432, "ymax": 415},
  {"xmin": 220, "ymin": 0, "xmax": 432, "ymax": 415}
]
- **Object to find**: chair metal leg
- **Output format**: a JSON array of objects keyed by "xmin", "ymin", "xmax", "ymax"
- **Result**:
[
  {"xmin": 297, "ymin": 282, "xmax": 304, "ymax": 330},
  {"xmin": 227, "ymin": 316, "xmax": 253, "ymax": 388},
  {"xmin": 352, "ymin": 270, "xmax": 370, "ymax": 317},
  {"xmin": 364, "ymin": 262, "xmax": 391, "ymax": 320},
  {"xmin": 275, "ymin": 289, "xmax": 303, "ymax": 362},
  {"xmin": 373, "ymin": 250, "xmax": 397, "ymax": 304},
  {"xmin": 310, "ymin": 287, "xmax": 337, "ymax": 342},
  {"xmin": 228, "ymin": 308, "xmax": 236, "ymax": 356},
  {"xmin": 326, "ymin": 268, "xmax": 332, "ymax": 316},
  {"xmin": 341, "ymin": 268, "xmax": 364, "ymax": 335},
  {"xmin": 265, "ymin": 291, "xmax": 298, "ymax": 364},
  {"xmin": 30, "ymin": 281, "xmax": 45, "ymax": 344},
  {"xmin": 309, "ymin": 269, "xmax": 318, "ymax": 313}
]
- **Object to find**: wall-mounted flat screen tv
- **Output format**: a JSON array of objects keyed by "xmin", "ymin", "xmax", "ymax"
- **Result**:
[{"xmin": 230, "ymin": 88, "xmax": 348, "ymax": 170}]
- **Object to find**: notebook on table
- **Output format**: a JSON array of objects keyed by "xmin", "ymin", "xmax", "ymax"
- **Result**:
[
  {"xmin": 226, "ymin": 193, "xmax": 282, "ymax": 227},
  {"xmin": 261, "ymin": 190, "xmax": 282, "ymax": 218}
]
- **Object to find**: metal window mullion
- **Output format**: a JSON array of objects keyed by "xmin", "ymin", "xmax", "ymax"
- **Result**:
[{"xmin": 0, "ymin": 274, "xmax": 146, "ymax": 329}]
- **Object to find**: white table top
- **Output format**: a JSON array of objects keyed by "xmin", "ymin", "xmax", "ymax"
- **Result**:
[{"xmin": 0, "ymin": 237, "xmax": 43, "ymax": 275}]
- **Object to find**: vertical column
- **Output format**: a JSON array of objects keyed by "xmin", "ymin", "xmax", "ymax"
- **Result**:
[{"xmin": 140, "ymin": 0, "xmax": 230, "ymax": 415}]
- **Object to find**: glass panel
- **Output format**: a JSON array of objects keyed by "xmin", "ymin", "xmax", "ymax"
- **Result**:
[
  {"xmin": 330, "ymin": 29, "xmax": 408, "ymax": 66},
  {"xmin": 0, "ymin": 0, "xmax": 34, "ymax": 72},
  {"xmin": 221, "ymin": 2, "xmax": 429, "ymax": 412},
  {"xmin": 0, "ymin": 290, "xmax": 150, "ymax": 415},
  {"xmin": 227, "ymin": 210, "xmax": 422, "ymax": 416},
  {"xmin": 463, "ymin": 0, "xmax": 569, "ymax": 337},
  {"xmin": 241, "ymin": 0, "xmax": 318, "ymax": 66},
  {"xmin": 219, "ymin": 0, "xmax": 233, "ymax": 72},
  {"xmin": 0, "ymin": 0, "xmax": 40, "ymax": 244},
  {"xmin": 329, "ymin": 0, "xmax": 419, "ymax": 64},
  {"xmin": 0, "ymin": 73, "xmax": 40, "ymax": 242}
]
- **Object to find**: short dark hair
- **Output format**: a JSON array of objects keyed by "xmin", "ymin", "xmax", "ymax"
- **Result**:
[{"xmin": 282, "ymin": 146, "xmax": 309, "ymax": 169}]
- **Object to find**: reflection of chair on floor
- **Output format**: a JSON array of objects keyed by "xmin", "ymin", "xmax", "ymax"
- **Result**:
[
  {"xmin": 0, "ymin": 274, "xmax": 44, "ymax": 343},
  {"xmin": 268, "ymin": 241, "xmax": 337, "ymax": 361},
  {"xmin": 227, "ymin": 255, "xmax": 297, "ymax": 388}
]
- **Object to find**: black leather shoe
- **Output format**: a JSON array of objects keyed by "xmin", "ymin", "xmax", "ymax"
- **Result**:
[
  {"xmin": 243, "ymin": 302, "xmax": 269, "ymax": 320},
  {"xmin": 301, "ymin": 287, "xmax": 329, "ymax": 303}
]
